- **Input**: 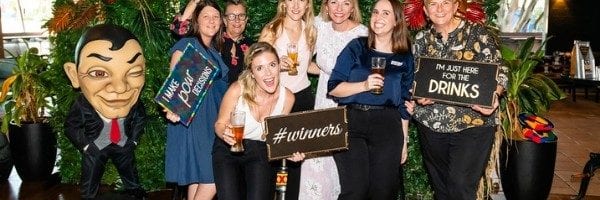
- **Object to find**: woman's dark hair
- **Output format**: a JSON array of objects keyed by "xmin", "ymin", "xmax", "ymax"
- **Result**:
[
  {"xmin": 368, "ymin": 0, "xmax": 411, "ymax": 54},
  {"xmin": 190, "ymin": 0, "xmax": 224, "ymax": 51}
]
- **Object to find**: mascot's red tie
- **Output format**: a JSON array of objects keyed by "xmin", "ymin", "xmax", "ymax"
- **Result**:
[{"xmin": 110, "ymin": 118, "xmax": 121, "ymax": 144}]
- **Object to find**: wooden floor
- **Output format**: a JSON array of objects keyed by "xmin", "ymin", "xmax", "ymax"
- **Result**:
[{"xmin": 1, "ymin": 92, "xmax": 599, "ymax": 200}]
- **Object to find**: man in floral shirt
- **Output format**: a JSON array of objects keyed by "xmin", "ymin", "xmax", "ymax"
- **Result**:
[{"xmin": 409, "ymin": 0, "xmax": 508, "ymax": 199}]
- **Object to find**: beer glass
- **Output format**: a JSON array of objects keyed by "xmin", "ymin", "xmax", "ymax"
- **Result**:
[
  {"xmin": 230, "ymin": 110, "xmax": 245, "ymax": 152},
  {"xmin": 371, "ymin": 57, "xmax": 386, "ymax": 94},
  {"xmin": 287, "ymin": 43, "xmax": 299, "ymax": 76}
]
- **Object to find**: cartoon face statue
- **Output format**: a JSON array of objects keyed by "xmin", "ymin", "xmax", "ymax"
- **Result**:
[{"xmin": 64, "ymin": 24, "xmax": 145, "ymax": 119}]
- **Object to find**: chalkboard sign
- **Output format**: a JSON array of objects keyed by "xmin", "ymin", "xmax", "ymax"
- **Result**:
[
  {"xmin": 413, "ymin": 57, "xmax": 499, "ymax": 108},
  {"xmin": 265, "ymin": 107, "xmax": 348, "ymax": 160},
  {"xmin": 155, "ymin": 44, "xmax": 219, "ymax": 126}
]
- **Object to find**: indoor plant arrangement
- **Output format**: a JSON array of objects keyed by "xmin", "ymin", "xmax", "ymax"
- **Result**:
[
  {"xmin": 0, "ymin": 47, "xmax": 52, "ymax": 132},
  {"xmin": 498, "ymin": 37, "xmax": 566, "ymax": 200},
  {"xmin": 0, "ymin": 47, "xmax": 57, "ymax": 181},
  {"xmin": 499, "ymin": 37, "xmax": 566, "ymax": 139}
]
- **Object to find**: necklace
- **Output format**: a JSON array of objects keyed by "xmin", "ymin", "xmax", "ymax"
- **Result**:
[{"xmin": 253, "ymin": 93, "xmax": 277, "ymax": 122}]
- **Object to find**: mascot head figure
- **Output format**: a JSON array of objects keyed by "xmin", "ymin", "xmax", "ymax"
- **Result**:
[{"xmin": 64, "ymin": 24, "xmax": 146, "ymax": 119}]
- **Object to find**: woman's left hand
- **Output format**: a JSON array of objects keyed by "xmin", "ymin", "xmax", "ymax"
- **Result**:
[
  {"xmin": 286, "ymin": 152, "xmax": 306, "ymax": 162},
  {"xmin": 405, "ymin": 100, "xmax": 415, "ymax": 115},
  {"xmin": 471, "ymin": 97, "xmax": 499, "ymax": 116},
  {"xmin": 279, "ymin": 56, "xmax": 293, "ymax": 72},
  {"xmin": 401, "ymin": 141, "xmax": 408, "ymax": 164}
]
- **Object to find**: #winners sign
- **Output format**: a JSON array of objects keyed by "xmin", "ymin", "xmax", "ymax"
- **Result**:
[{"xmin": 265, "ymin": 107, "xmax": 348, "ymax": 160}]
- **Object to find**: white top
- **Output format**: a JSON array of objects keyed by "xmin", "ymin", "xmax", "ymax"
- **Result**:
[
  {"xmin": 235, "ymin": 85, "xmax": 286, "ymax": 141},
  {"xmin": 274, "ymin": 21, "xmax": 312, "ymax": 93},
  {"xmin": 313, "ymin": 15, "xmax": 368, "ymax": 109}
]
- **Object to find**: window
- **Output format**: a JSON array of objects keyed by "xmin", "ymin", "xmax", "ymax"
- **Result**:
[
  {"xmin": 1, "ymin": 0, "xmax": 52, "ymax": 35},
  {"xmin": 496, "ymin": 0, "xmax": 548, "ymax": 33},
  {"xmin": 1, "ymin": 0, "xmax": 52, "ymax": 57}
]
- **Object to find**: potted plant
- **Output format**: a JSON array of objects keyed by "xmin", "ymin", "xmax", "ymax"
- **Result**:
[
  {"xmin": 498, "ymin": 37, "xmax": 566, "ymax": 200},
  {"xmin": 0, "ymin": 47, "xmax": 57, "ymax": 181}
]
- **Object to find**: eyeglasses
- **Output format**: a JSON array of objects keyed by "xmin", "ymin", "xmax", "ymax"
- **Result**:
[{"xmin": 225, "ymin": 13, "xmax": 247, "ymax": 21}]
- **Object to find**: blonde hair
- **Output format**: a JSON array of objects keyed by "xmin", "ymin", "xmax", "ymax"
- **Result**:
[
  {"xmin": 320, "ymin": 0, "xmax": 362, "ymax": 24},
  {"xmin": 239, "ymin": 42, "xmax": 280, "ymax": 106},
  {"xmin": 258, "ymin": 0, "xmax": 317, "ymax": 52}
]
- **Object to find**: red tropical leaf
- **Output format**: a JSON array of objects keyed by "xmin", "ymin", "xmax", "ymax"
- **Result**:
[
  {"xmin": 404, "ymin": 0, "xmax": 426, "ymax": 30},
  {"xmin": 47, "ymin": 6, "xmax": 74, "ymax": 33},
  {"xmin": 464, "ymin": 2, "xmax": 486, "ymax": 24},
  {"xmin": 70, "ymin": 4, "xmax": 100, "ymax": 30}
]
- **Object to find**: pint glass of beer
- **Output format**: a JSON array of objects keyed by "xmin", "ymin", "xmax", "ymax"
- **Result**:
[
  {"xmin": 230, "ymin": 111, "xmax": 245, "ymax": 152},
  {"xmin": 371, "ymin": 57, "xmax": 386, "ymax": 94},
  {"xmin": 287, "ymin": 43, "xmax": 299, "ymax": 76}
]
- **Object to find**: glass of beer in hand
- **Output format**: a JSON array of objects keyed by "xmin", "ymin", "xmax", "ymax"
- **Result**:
[
  {"xmin": 230, "ymin": 110, "xmax": 245, "ymax": 152},
  {"xmin": 287, "ymin": 43, "xmax": 299, "ymax": 76},
  {"xmin": 371, "ymin": 57, "xmax": 386, "ymax": 94}
]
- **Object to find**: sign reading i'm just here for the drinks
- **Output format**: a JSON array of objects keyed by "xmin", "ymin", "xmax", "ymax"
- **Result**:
[
  {"xmin": 413, "ymin": 57, "xmax": 499, "ymax": 108},
  {"xmin": 265, "ymin": 107, "xmax": 348, "ymax": 160},
  {"xmin": 155, "ymin": 43, "xmax": 219, "ymax": 126}
]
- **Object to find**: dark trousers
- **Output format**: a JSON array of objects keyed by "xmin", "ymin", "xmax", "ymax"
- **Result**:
[
  {"xmin": 416, "ymin": 123, "xmax": 495, "ymax": 200},
  {"xmin": 213, "ymin": 139, "xmax": 273, "ymax": 200},
  {"xmin": 278, "ymin": 86, "xmax": 314, "ymax": 200},
  {"xmin": 334, "ymin": 107, "xmax": 404, "ymax": 200},
  {"xmin": 81, "ymin": 143, "xmax": 141, "ymax": 199}
]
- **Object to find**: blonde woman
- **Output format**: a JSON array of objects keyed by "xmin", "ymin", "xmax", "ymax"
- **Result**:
[
  {"xmin": 258, "ymin": 0, "xmax": 317, "ymax": 199},
  {"xmin": 213, "ymin": 42, "xmax": 304, "ymax": 200},
  {"xmin": 299, "ymin": 0, "xmax": 367, "ymax": 199}
]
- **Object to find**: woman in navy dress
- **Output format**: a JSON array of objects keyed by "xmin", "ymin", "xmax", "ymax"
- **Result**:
[
  {"xmin": 327, "ymin": 0, "xmax": 413, "ymax": 199},
  {"xmin": 163, "ymin": 1, "xmax": 228, "ymax": 199}
]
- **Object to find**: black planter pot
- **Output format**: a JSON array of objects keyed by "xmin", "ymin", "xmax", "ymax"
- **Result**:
[
  {"xmin": 500, "ymin": 139, "xmax": 557, "ymax": 200},
  {"xmin": 8, "ymin": 122, "xmax": 57, "ymax": 181},
  {"xmin": 0, "ymin": 133, "xmax": 12, "ymax": 180}
]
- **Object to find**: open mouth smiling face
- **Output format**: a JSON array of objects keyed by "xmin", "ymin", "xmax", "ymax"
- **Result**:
[
  {"xmin": 251, "ymin": 52, "xmax": 280, "ymax": 94},
  {"xmin": 74, "ymin": 40, "xmax": 146, "ymax": 119}
]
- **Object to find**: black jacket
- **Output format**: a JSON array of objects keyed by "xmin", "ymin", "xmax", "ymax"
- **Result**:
[{"xmin": 65, "ymin": 94, "xmax": 146, "ymax": 151}]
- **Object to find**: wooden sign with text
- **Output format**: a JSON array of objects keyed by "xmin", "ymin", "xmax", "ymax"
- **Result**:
[
  {"xmin": 413, "ymin": 57, "xmax": 499, "ymax": 108},
  {"xmin": 265, "ymin": 107, "xmax": 348, "ymax": 160},
  {"xmin": 155, "ymin": 44, "xmax": 219, "ymax": 126}
]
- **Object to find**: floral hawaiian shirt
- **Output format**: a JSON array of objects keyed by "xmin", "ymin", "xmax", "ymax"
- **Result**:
[{"xmin": 412, "ymin": 20, "xmax": 507, "ymax": 133}]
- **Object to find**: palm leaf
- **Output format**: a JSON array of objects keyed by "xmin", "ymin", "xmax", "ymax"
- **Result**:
[{"xmin": 517, "ymin": 37, "xmax": 535, "ymax": 60}]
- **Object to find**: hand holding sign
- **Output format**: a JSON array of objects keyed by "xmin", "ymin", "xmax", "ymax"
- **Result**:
[
  {"xmin": 265, "ymin": 107, "xmax": 348, "ymax": 160},
  {"xmin": 155, "ymin": 43, "xmax": 220, "ymax": 126},
  {"xmin": 412, "ymin": 57, "xmax": 500, "ymax": 108}
]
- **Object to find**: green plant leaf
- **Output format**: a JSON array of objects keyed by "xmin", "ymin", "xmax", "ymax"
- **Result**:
[
  {"xmin": 517, "ymin": 37, "xmax": 535, "ymax": 60},
  {"xmin": 500, "ymin": 45, "xmax": 516, "ymax": 61},
  {"xmin": 531, "ymin": 74, "xmax": 567, "ymax": 100}
]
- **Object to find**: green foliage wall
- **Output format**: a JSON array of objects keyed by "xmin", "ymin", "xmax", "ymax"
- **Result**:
[
  {"xmin": 48, "ymin": 0, "xmax": 176, "ymax": 190},
  {"xmin": 48, "ymin": 0, "xmax": 506, "ymax": 197}
]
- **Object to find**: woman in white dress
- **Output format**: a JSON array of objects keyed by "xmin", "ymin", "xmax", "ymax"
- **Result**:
[
  {"xmin": 259, "ymin": 1, "xmax": 317, "ymax": 199},
  {"xmin": 298, "ymin": 0, "xmax": 367, "ymax": 199}
]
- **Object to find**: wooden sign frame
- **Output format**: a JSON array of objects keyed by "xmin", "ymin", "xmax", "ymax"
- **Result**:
[
  {"xmin": 265, "ymin": 107, "xmax": 348, "ymax": 161},
  {"xmin": 413, "ymin": 57, "xmax": 500, "ymax": 108}
]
